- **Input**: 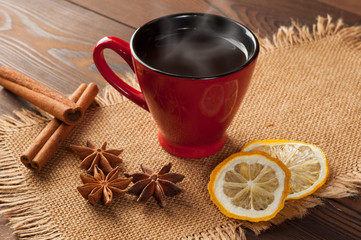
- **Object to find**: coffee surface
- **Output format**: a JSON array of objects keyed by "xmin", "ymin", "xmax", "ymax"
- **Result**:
[{"xmin": 142, "ymin": 29, "xmax": 248, "ymax": 77}]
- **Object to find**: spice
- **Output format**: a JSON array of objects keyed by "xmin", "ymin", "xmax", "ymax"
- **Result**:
[
  {"xmin": 126, "ymin": 163, "xmax": 185, "ymax": 208},
  {"xmin": 0, "ymin": 66, "xmax": 83, "ymax": 125},
  {"xmin": 20, "ymin": 83, "xmax": 99, "ymax": 172},
  {"xmin": 77, "ymin": 166, "xmax": 132, "ymax": 206},
  {"xmin": 70, "ymin": 141, "xmax": 123, "ymax": 173}
]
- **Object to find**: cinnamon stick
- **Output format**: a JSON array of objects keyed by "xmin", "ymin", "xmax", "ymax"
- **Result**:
[
  {"xmin": 21, "ymin": 83, "xmax": 88, "ymax": 168},
  {"xmin": 28, "ymin": 83, "xmax": 99, "ymax": 172},
  {"xmin": 0, "ymin": 66, "xmax": 83, "ymax": 125}
]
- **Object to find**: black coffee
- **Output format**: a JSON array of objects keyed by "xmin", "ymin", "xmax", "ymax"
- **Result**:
[{"xmin": 142, "ymin": 29, "xmax": 248, "ymax": 77}]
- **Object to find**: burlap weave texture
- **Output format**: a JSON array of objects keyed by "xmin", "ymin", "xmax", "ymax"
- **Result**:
[{"xmin": 0, "ymin": 16, "xmax": 360, "ymax": 239}]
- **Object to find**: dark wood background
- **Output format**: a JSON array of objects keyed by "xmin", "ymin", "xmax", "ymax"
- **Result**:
[{"xmin": 0, "ymin": 0, "xmax": 360, "ymax": 239}]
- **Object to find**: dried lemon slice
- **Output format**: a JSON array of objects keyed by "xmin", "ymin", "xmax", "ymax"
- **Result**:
[
  {"xmin": 208, "ymin": 152, "xmax": 290, "ymax": 222},
  {"xmin": 242, "ymin": 140, "xmax": 329, "ymax": 199}
]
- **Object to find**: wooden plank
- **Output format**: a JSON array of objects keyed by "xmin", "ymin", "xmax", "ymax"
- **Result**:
[
  {"xmin": 69, "ymin": 0, "xmax": 361, "ymax": 38},
  {"xmin": 0, "ymin": 0, "xmax": 135, "ymax": 115},
  {"xmin": 246, "ymin": 198, "xmax": 361, "ymax": 239},
  {"xmin": 206, "ymin": 0, "xmax": 361, "ymax": 37},
  {"xmin": 67, "ymin": 0, "xmax": 222, "ymax": 29},
  {"xmin": 318, "ymin": 0, "xmax": 361, "ymax": 16}
]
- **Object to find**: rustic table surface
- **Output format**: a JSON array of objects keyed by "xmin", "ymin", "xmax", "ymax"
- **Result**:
[{"xmin": 0, "ymin": 0, "xmax": 360, "ymax": 239}]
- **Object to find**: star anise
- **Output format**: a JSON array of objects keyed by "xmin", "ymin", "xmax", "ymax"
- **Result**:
[
  {"xmin": 77, "ymin": 166, "xmax": 132, "ymax": 206},
  {"xmin": 125, "ymin": 163, "xmax": 185, "ymax": 208},
  {"xmin": 70, "ymin": 141, "xmax": 123, "ymax": 173}
]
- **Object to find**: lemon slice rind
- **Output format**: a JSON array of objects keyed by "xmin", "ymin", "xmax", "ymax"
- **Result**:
[
  {"xmin": 208, "ymin": 151, "xmax": 290, "ymax": 222},
  {"xmin": 242, "ymin": 140, "xmax": 329, "ymax": 200}
]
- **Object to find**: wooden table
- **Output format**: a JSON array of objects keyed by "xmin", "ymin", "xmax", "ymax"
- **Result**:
[{"xmin": 0, "ymin": 1, "xmax": 360, "ymax": 239}]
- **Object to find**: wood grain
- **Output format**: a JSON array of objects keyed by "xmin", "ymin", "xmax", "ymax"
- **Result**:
[
  {"xmin": 0, "ymin": 0, "xmax": 135, "ymax": 115},
  {"xmin": 67, "ymin": 0, "xmax": 222, "ymax": 28},
  {"xmin": 318, "ymin": 0, "xmax": 361, "ymax": 16},
  {"xmin": 68, "ymin": 0, "xmax": 361, "ymax": 38},
  {"xmin": 207, "ymin": 0, "xmax": 361, "ymax": 37},
  {"xmin": 246, "ymin": 198, "xmax": 361, "ymax": 239}
]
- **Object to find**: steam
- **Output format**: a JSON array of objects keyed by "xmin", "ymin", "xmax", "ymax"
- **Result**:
[{"xmin": 144, "ymin": 14, "xmax": 251, "ymax": 78}]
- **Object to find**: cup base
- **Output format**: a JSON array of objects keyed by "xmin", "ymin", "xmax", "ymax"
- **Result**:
[{"xmin": 157, "ymin": 132, "xmax": 227, "ymax": 159}]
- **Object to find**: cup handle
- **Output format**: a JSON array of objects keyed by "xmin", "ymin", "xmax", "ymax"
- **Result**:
[{"xmin": 93, "ymin": 36, "xmax": 149, "ymax": 111}]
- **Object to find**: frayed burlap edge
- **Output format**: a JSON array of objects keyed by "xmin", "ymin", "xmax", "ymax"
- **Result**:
[
  {"xmin": 259, "ymin": 15, "xmax": 361, "ymax": 52},
  {"xmin": 0, "ymin": 111, "xmax": 64, "ymax": 239},
  {"xmin": 0, "ymin": 16, "xmax": 360, "ymax": 240}
]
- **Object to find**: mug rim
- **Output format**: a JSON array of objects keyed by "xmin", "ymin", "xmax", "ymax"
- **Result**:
[{"xmin": 130, "ymin": 13, "xmax": 259, "ymax": 80}]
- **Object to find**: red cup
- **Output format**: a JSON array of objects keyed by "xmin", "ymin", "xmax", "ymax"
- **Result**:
[{"xmin": 93, "ymin": 13, "xmax": 259, "ymax": 158}]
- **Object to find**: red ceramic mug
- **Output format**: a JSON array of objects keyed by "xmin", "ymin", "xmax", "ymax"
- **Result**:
[{"xmin": 93, "ymin": 13, "xmax": 259, "ymax": 158}]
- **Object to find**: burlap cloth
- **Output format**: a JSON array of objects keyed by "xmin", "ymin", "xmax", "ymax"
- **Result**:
[{"xmin": 0, "ymin": 16, "xmax": 360, "ymax": 240}]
